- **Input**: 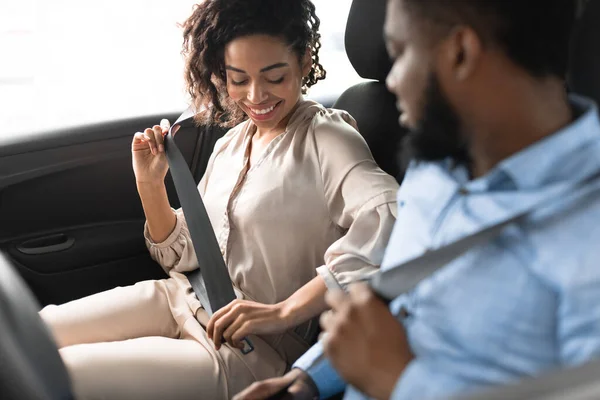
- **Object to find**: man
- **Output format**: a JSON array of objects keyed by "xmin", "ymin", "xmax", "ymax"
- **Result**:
[{"xmin": 235, "ymin": 0, "xmax": 600, "ymax": 399}]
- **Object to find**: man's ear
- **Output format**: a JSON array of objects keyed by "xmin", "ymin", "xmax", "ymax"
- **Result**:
[
  {"xmin": 437, "ymin": 25, "xmax": 483, "ymax": 82},
  {"xmin": 302, "ymin": 48, "xmax": 313, "ymax": 77}
]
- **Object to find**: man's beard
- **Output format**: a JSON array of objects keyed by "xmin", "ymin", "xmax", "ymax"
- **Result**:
[{"xmin": 399, "ymin": 74, "xmax": 471, "ymax": 170}]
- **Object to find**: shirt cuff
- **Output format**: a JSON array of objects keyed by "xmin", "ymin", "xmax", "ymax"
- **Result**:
[
  {"xmin": 317, "ymin": 265, "xmax": 344, "ymax": 291},
  {"xmin": 293, "ymin": 341, "xmax": 346, "ymax": 399}
]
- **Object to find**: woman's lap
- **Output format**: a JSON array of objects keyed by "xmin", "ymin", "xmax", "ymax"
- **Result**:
[
  {"xmin": 60, "ymin": 335, "xmax": 228, "ymax": 400},
  {"xmin": 39, "ymin": 279, "xmax": 180, "ymax": 348},
  {"xmin": 39, "ymin": 278, "xmax": 287, "ymax": 399}
]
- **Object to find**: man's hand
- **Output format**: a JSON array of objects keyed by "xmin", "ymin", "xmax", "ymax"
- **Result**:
[
  {"xmin": 233, "ymin": 368, "xmax": 319, "ymax": 400},
  {"xmin": 207, "ymin": 299, "xmax": 291, "ymax": 350},
  {"xmin": 321, "ymin": 283, "xmax": 413, "ymax": 400}
]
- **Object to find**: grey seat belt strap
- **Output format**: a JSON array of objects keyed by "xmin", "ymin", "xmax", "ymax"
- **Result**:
[
  {"xmin": 163, "ymin": 108, "xmax": 236, "ymax": 316},
  {"xmin": 370, "ymin": 167, "xmax": 600, "ymax": 302},
  {"xmin": 370, "ymin": 208, "xmax": 524, "ymax": 301},
  {"xmin": 456, "ymin": 358, "xmax": 600, "ymax": 400}
]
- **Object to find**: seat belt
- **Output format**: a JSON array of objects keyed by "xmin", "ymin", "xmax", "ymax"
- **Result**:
[
  {"xmin": 163, "ymin": 108, "xmax": 236, "ymax": 316},
  {"xmin": 456, "ymin": 358, "xmax": 600, "ymax": 400},
  {"xmin": 370, "ymin": 166, "xmax": 600, "ymax": 301},
  {"xmin": 163, "ymin": 108, "xmax": 254, "ymax": 354},
  {"xmin": 370, "ymin": 205, "xmax": 534, "ymax": 301}
]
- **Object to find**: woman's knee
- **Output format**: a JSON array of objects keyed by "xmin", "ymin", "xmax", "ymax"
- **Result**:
[
  {"xmin": 59, "ymin": 339, "xmax": 227, "ymax": 400},
  {"xmin": 38, "ymin": 304, "xmax": 67, "ymax": 347}
]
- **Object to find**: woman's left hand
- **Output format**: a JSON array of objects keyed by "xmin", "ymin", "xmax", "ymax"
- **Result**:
[{"xmin": 206, "ymin": 300, "xmax": 291, "ymax": 350}]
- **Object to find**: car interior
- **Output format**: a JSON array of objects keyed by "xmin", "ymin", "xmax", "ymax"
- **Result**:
[{"xmin": 0, "ymin": 0, "xmax": 599, "ymax": 398}]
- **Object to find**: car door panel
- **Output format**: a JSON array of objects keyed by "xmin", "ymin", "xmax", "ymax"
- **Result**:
[{"xmin": 0, "ymin": 113, "xmax": 204, "ymax": 306}]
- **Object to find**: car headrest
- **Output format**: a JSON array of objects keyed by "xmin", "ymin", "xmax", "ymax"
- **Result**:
[
  {"xmin": 334, "ymin": 82, "xmax": 402, "ymax": 178},
  {"xmin": 345, "ymin": 0, "xmax": 392, "ymax": 82},
  {"xmin": 334, "ymin": 0, "xmax": 406, "ymax": 181},
  {"xmin": 568, "ymin": 0, "xmax": 600, "ymax": 105}
]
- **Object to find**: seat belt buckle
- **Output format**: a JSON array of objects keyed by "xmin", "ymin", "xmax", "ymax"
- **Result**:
[{"xmin": 240, "ymin": 337, "xmax": 254, "ymax": 355}]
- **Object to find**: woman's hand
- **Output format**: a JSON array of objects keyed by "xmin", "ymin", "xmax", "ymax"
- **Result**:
[
  {"xmin": 206, "ymin": 299, "xmax": 292, "ymax": 350},
  {"xmin": 132, "ymin": 119, "xmax": 179, "ymax": 184},
  {"xmin": 207, "ymin": 276, "xmax": 329, "ymax": 350}
]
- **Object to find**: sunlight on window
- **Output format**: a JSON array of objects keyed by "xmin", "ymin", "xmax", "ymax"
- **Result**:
[{"xmin": 1, "ymin": 0, "xmax": 362, "ymax": 137}]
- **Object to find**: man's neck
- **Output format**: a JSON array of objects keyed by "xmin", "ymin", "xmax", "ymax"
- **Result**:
[{"xmin": 466, "ymin": 79, "xmax": 573, "ymax": 178}]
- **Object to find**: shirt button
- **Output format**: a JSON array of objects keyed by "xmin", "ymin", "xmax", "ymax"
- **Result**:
[{"xmin": 458, "ymin": 187, "xmax": 469, "ymax": 195}]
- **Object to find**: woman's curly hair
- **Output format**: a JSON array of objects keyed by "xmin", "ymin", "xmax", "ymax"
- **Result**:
[{"xmin": 181, "ymin": 0, "xmax": 326, "ymax": 128}]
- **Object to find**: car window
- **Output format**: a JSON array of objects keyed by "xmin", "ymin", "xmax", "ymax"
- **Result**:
[{"xmin": 1, "ymin": 0, "xmax": 363, "ymax": 138}]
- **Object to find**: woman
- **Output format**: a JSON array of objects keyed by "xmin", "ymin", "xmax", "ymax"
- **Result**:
[{"xmin": 40, "ymin": 0, "xmax": 399, "ymax": 399}]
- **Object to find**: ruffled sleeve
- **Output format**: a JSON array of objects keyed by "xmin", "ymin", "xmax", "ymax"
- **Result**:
[
  {"xmin": 312, "ymin": 109, "xmax": 399, "ymax": 288},
  {"xmin": 144, "ymin": 207, "xmax": 199, "ymax": 274}
]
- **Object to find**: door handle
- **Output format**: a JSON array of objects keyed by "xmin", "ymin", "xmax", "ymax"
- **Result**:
[{"xmin": 16, "ymin": 233, "xmax": 75, "ymax": 255}]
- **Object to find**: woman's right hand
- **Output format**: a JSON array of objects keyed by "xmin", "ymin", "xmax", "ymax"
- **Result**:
[{"xmin": 132, "ymin": 119, "xmax": 174, "ymax": 184}]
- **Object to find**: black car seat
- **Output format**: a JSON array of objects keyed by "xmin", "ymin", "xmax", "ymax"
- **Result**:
[
  {"xmin": 333, "ymin": 0, "xmax": 407, "ymax": 182},
  {"xmin": 0, "ymin": 252, "xmax": 73, "ymax": 400},
  {"xmin": 568, "ymin": 0, "xmax": 600, "ymax": 105}
]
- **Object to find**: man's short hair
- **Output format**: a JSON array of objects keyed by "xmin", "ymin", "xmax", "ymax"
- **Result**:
[{"xmin": 402, "ymin": 0, "xmax": 578, "ymax": 79}]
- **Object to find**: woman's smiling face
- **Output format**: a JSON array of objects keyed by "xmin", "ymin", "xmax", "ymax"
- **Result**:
[{"xmin": 224, "ymin": 34, "xmax": 310, "ymax": 133}]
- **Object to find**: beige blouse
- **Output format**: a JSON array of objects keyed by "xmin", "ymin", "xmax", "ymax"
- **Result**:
[{"xmin": 144, "ymin": 99, "xmax": 399, "ymax": 363}]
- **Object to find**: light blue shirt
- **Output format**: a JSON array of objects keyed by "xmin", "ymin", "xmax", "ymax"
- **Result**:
[{"xmin": 293, "ymin": 95, "xmax": 600, "ymax": 399}]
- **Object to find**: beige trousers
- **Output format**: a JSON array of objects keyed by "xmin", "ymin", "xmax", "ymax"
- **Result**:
[{"xmin": 39, "ymin": 278, "xmax": 287, "ymax": 400}]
